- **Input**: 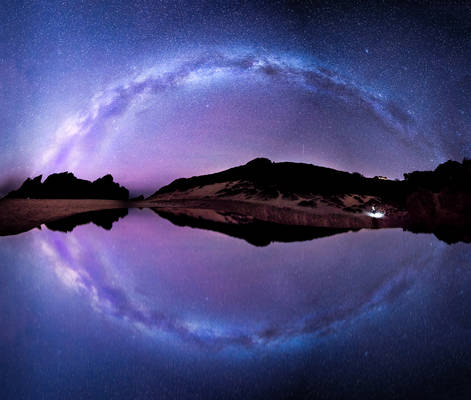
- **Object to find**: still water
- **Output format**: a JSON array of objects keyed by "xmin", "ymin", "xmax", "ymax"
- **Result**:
[{"xmin": 1, "ymin": 208, "xmax": 471, "ymax": 399}]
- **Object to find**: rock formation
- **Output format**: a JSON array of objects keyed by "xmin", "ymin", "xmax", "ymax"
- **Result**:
[{"xmin": 5, "ymin": 172, "xmax": 129, "ymax": 200}]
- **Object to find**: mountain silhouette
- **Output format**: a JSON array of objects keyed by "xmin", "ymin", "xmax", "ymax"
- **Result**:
[
  {"xmin": 151, "ymin": 157, "xmax": 471, "ymax": 203},
  {"xmin": 1, "ymin": 158, "xmax": 470, "ymax": 244},
  {"xmin": 150, "ymin": 157, "xmax": 406, "ymax": 203},
  {"xmin": 5, "ymin": 172, "xmax": 129, "ymax": 200},
  {"xmin": 148, "ymin": 157, "xmax": 471, "ymax": 245}
]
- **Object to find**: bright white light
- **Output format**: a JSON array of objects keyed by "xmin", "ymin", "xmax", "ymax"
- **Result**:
[{"xmin": 366, "ymin": 211, "xmax": 385, "ymax": 218}]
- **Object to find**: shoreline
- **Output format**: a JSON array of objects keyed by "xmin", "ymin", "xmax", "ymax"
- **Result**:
[
  {"xmin": 0, "ymin": 197, "xmax": 405, "ymax": 237},
  {"xmin": 0, "ymin": 199, "xmax": 133, "ymax": 236},
  {"xmin": 1, "ymin": 198, "xmax": 469, "ymax": 245}
]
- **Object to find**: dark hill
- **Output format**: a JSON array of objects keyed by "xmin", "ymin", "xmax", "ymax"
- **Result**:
[
  {"xmin": 151, "ymin": 157, "xmax": 471, "ymax": 204},
  {"xmin": 404, "ymin": 159, "xmax": 471, "ymax": 193},
  {"xmin": 5, "ymin": 172, "xmax": 129, "ymax": 200},
  {"xmin": 151, "ymin": 158, "xmax": 406, "ymax": 202}
]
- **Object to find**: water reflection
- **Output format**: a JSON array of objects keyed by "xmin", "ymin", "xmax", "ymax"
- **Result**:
[
  {"xmin": 45, "ymin": 208, "xmax": 128, "ymax": 232},
  {"xmin": 2, "ymin": 208, "xmax": 471, "ymax": 399},
  {"xmin": 153, "ymin": 208, "xmax": 355, "ymax": 247},
  {"xmin": 30, "ymin": 209, "xmax": 446, "ymax": 346},
  {"xmin": 34, "ymin": 205, "xmax": 471, "ymax": 246}
]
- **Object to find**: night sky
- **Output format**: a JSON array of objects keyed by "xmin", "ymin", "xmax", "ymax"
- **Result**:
[
  {"xmin": 1, "ymin": 3, "xmax": 471, "ymax": 398},
  {"xmin": 1, "ymin": 1, "xmax": 470, "ymax": 195}
]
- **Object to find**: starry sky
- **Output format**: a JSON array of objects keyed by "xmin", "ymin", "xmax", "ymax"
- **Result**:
[{"xmin": 1, "ymin": 0, "xmax": 470, "ymax": 195}]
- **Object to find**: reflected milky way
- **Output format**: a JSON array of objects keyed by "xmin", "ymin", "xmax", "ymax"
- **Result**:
[
  {"xmin": 33, "ymin": 209, "xmax": 445, "ymax": 348},
  {"xmin": 3, "ymin": 209, "xmax": 471, "ymax": 400}
]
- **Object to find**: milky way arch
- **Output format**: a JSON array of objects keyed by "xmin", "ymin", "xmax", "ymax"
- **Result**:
[{"xmin": 37, "ymin": 50, "xmax": 432, "ymax": 185}]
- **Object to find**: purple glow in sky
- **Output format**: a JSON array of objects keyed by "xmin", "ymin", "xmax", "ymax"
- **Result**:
[
  {"xmin": 1, "ymin": 1, "xmax": 469, "ymax": 198},
  {"xmin": 17, "ymin": 49, "xmax": 441, "ymax": 195},
  {"xmin": 2, "ymin": 2, "xmax": 471, "ymax": 399}
]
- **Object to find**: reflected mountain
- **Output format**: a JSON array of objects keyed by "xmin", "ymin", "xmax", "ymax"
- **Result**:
[
  {"xmin": 153, "ymin": 207, "xmax": 471, "ymax": 246},
  {"xmin": 152, "ymin": 208, "xmax": 354, "ymax": 246},
  {"xmin": 1, "ymin": 199, "xmax": 470, "ymax": 246},
  {"xmin": 45, "ymin": 208, "xmax": 128, "ymax": 232}
]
